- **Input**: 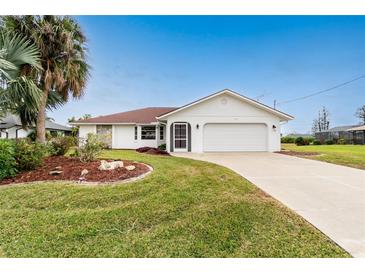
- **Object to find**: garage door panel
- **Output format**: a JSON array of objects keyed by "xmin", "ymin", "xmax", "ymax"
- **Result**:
[{"xmin": 203, "ymin": 123, "xmax": 267, "ymax": 152}]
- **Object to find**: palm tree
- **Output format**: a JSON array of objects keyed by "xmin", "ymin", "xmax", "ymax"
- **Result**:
[
  {"xmin": 2, "ymin": 16, "xmax": 90, "ymax": 143},
  {"xmin": 0, "ymin": 31, "xmax": 43, "ymax": 127}
]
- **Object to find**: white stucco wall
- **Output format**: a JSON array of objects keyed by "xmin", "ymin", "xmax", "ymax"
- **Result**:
[
  {"xmin": 78, "ymin": 124, "xmax": 163, "ymax": 149},
  {"xmin": 164, "ymin": 93, "xmax": 282, "ymax": 153},
  {"xmin": 78, "ymin": 125, "xmax": 96, "ymax": 140},
  {"xmin": 2, "ymin": 127, "xmax": 30, "ymax": 139},
  {"xmin": 113, "ymin": 125, "xmax": 161, "ymax": 149}
]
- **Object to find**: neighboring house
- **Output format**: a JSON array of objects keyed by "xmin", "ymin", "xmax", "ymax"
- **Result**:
[
  {"xmin": 71, "ymin": 89, "xmax": 294, "ymax": 152},
  {"xmin": 315, "ymin": 125, "xmax": 365, "ymax": 144},
  {"xmin": 0, "ymin": 114, "xmax": 72, "ymax": 139},
  {"xmin": 347, "ymin": 125, "xmax": 365, "ymax": 144}
]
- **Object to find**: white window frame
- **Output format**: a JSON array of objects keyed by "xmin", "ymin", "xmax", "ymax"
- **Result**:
[
  {"xmin": 159, "ymin": 125, "xmax": 165, "ymax": 140},
  {"xmin": 141, "ymin": 125, "xmax": 156, "ymax": 140},
  {"xmin": 173, "ymin": 122, "xmax": 188, "ymax": 152},
  {"xmin": 134, "ymin": 126, "xmax": 138, "ymax": 140}
]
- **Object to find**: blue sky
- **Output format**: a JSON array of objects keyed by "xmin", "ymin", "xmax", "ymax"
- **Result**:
[{"xmin": 50, "ymin": 16, "xmax": 365, "ymax": 134}]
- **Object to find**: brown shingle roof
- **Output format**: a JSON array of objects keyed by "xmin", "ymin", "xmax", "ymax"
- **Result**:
[{"xmin": 74, "ymin": 107, "xmax": 177, "ymax": 124}]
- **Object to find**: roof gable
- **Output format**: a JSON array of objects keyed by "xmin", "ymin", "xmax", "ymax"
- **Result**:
[
  {"xmin": 71, "ymin": 107, "xmax": 178, "ymax": 125},
  {"xmin": 157, "ymin": 89, "xmax": 294, "ymax": 121}
]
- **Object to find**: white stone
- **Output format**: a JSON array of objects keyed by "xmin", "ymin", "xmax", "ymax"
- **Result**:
[
  {"xmin": 81, "ymin": 169, "xmax": 88, "ymax": 176},
  {"xmin": 99, "ymin": 160, "xmax": 124, "ymax": 171},
  {"xmin": 125, "ymin": 165, "xmax": 136, "ymax": 171},
  {"xmin": 49, "ymin": 170, "xmax": 62, "ymax": 175}
]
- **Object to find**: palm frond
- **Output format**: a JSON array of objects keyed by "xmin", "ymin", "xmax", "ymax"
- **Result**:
[
  {"xmin": 0, "ymin": 32, "xmax": 41, "ymax": 79},
  {"xmin": 3, "ymin": 76, "xmax": 42, "ymax": 127}
]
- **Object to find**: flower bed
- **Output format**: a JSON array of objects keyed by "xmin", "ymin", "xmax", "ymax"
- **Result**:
[
  {"xmin": 0, "ymin": 156, "xmax": 151, "ymax": 185},
  {"xmin": 136, "ymin": 147, "xmax": 170, "ymax": 156}
]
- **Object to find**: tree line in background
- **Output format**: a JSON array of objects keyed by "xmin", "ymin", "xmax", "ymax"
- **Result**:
[
  {"xmin": 312, "ymin": 106, "xmax": 330, "ymax": 133},
  {"xmin": 0, "ymin": 15, "xmax": 89, "ymax": 143},
  {"xmin": 355, "ymin": 105, "xmax": 365, "ymax": 125},
  {"xmin": 312, "ymin": 104, "xmax": 365, "ymax": 134}
]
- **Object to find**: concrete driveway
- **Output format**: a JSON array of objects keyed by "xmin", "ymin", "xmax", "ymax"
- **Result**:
[{"xmin": 173, "ymin": 152, "xmax": 365, "ymax": 257}]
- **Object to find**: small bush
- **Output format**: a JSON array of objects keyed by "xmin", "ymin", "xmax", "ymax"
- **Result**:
[
  {"xmin": 281, "ymin": 136, "xmax": 296, "ymax": 143},
  {"xmin": 0, "ymin": 139, "xmax": 17, "ymax": 180},
  {"xmin": 14, "ymin": 140, "xmax": 47, "ymax": 171},
  {"xmin": 73, "ymin": 133, "xmax": 104, "ymax": 162},
  {"xmin": 27, "ymin": 130, "xmax": 52, "ymax": 142},
  {"xmin": 158, "ymin": 144, "xmax": 166, "ymax": 151},
  {"xmin": 295, "ymin": 137, "xmax": 313, "ymax": 146},
  {"xmin": 325, "ymin": 140, "xmax": 335, "ymax": 145},
  {"xmin": 338, "ymin": 138, "xmax": 346, "ymax": 145},
  {"xmin": 312, "ymin": 140, "xmax": 322, "ymax": 145},
  {"xmin": 295, "ymin": 137, "xmax": 306, "ymax": 146},
  {"xmin": 49, "ymin": 136, "xmax": 76, "ymax": 156}
]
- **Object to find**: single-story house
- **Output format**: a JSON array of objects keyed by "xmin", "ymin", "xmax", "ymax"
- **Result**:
[
  {"xmin": 347, "ymin": 125, "xmax": 365, "ymax": 144},
  {"xmin": 0, "ymin": 114, "xmax": 72, "ymax": 139},
  {"xmin": 315, "ymin": 125, "xmax": 365, "ymax": 145},
  {"xmin": 71, "ymin": 89, "xmax": 294, "ymax": 152}
]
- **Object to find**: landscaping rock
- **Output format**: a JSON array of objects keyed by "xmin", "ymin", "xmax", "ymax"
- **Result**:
[
  {"xmin": 125, "ymin": 165, "xmax": 136, "ymax": 171},
  {"xmin": 99, "ymin": 160, "xmax": 124, "ymax": 171},
  {"xmin": 81, "ymin": 169, "xmax": 89, "ymax": 176},
  {"xmin": 49, "ymin": 170, "xmax": 63, "ymax": 175},
  {"xmin": 54, "ymin": 166, "xmax": 62, "ymax": 170}
]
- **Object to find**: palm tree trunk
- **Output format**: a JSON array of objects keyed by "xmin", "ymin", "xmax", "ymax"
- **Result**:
[{"xmin": 36, "ymin": 89, "xmax": 49, "ymax": 143}]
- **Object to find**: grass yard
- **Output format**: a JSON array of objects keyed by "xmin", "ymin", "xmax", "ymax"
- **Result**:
[
  {"xmin": 282, "ymin": 144, "xmax": 365, "ymax": 170},
  {"xmin": 0, "ymin": 150, "xmax": 348, "ymax": 257}
]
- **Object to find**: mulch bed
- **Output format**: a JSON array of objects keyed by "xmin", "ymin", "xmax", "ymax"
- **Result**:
[
  {"xmin": 136, "ymin": 147, "xmax": 170, "ymax": 156},
  {"xmin": 0, "ymin": 156, "xmax": 151, "ymax": 186},
  {"xmin": 276, "ymin": 150, "xmax": 320, "ymax": 156}
]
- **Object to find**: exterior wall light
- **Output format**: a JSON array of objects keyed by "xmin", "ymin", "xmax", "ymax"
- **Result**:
[
  {"xmin": 196, "ymin": 124, "xmax": 199, "ymax": 129},
  {"xmin": 272, "ymin": 125, "xmax": 277, "ymax": 131}
]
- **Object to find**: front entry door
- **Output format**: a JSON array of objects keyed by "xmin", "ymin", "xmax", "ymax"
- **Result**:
[{"xmin": 174, "ymin": 123, "xmax": 188, "ymax": 152}]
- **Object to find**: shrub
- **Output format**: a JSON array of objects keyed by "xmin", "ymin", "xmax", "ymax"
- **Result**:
[
  {"xmin": 14, "ymin": 140, "xmax": 47, "ymax": 171},
  {"xmin": 281, "ymin": 136, "xmax": 296, "ymax": 143},
  {"xmin": 295, "ymin": 137, "xmax": 313, "ymax": 146},
  {"xmin": 73, "ymin": 133, "xmax": 104, "ymax": 162},
  {"xmin": 0, "ymin": 140, "xmax": 17, "ymax": 180},
  {"xmin": 295, "ymin": 137, "xmax": 305, "ymax": 146},
  {"xmin": 49, "ymin": 136, "xmax": 76, "ymax": 156},
  {"xmin": 312, "ymin": 140, "xmax": 322, "ymax": 145},
  {"xmin": 27, "ymin": 130, "xmax": 52, "ymax": 142},
  {"xmin": 338, "ymin": 138, "xmax": 346, "ymax": 145},
  {"xmin": 158, "ymin": 144, "xmax": 166, "ymax": 151},
  {"xmin": 325, "ymin": 140, "xmax": 334, "ymax": 145},
  {"xmin": 306, "ymin": 137, "xmax": 315, "ymax": 144}
]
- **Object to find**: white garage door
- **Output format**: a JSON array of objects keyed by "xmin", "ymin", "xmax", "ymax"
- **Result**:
[{"xmin": 203, "ymin": 123, "xmax": 267, "ymax": 152}]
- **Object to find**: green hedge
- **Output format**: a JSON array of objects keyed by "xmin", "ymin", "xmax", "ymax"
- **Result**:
[
  {"xmin": 0, "ymin": 139, "xmax": 17, "ymax": 180},
  {"xmin": 14, "ymin": 140, "xmax": 47, "ymax": 171},
  {"xmin": 281, "ymin": 136, "xmax": 296, "ymax": 143}
]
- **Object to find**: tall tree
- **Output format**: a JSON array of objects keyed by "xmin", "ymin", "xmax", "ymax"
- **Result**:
[
  {"xmin": 355, "ymin": 105, "xmax": 365, "ymax": 125},
  {"xmin": 312, "ymin": 106, "xmax": 330, "ymax": 133},
  {"xmin": 2, "ymin": 16, "xmax": 90, "ymax": 143},
  {"xmin": 0, "ymin": 31, "xmax": 42, "ymax": 126},
  {"xmin": 68, "ymin": 113, "xmax": 92, "ymax": 123}
]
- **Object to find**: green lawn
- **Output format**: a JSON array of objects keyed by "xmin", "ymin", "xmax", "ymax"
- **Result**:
[
  {"xmin": 282, "ymin": 144, "xmax": 365, "ymax": 170},
  {"xmin": 0, "ymin": 150, "xmax": 348, "ymax": 257}
]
